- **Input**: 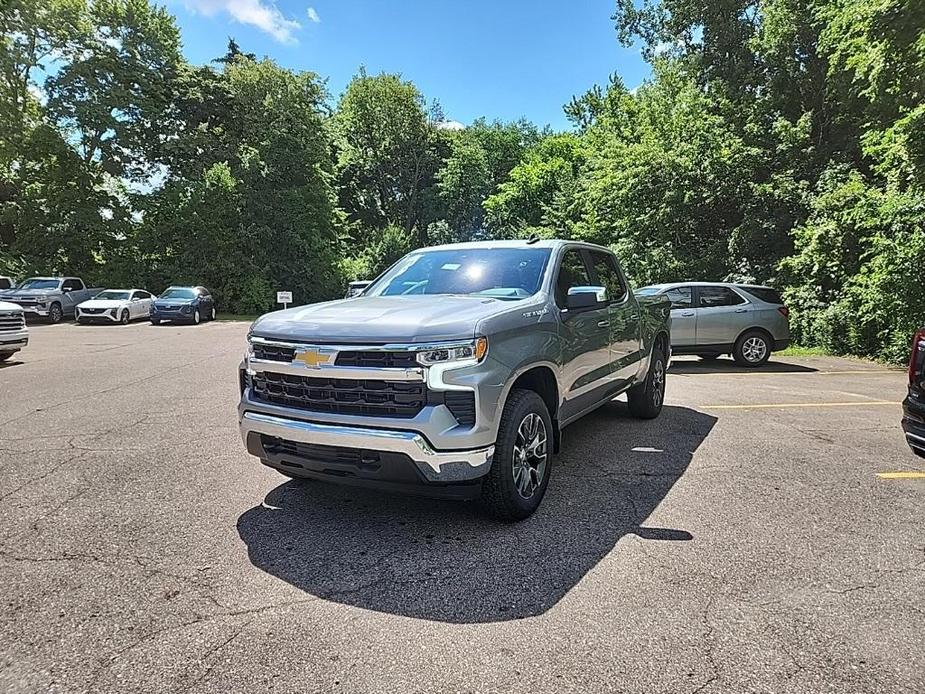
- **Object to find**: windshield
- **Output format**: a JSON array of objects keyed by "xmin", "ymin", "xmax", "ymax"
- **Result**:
[
  {"xmin": 18, "ymin": 278, "xmax": 61, "ymax": 290},
  {"xmin": 94, "ymin": 290, "xmax": 131, "ymax": 301},
  {"xmin": 160, "ymin": 288, "xmax": 196, "ymax": 300},
  {"xmin": 366, "ymin": 248, "xmax": 552, "ymax": 300}
]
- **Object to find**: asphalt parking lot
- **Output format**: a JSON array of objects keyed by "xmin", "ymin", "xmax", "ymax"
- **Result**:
[{"xmin": 1, "ymin": 321, "xmax": 922, "ymax": 693}]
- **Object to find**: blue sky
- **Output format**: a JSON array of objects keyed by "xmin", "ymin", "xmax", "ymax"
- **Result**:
[{"xmin": 168, "ymin": 0, "xmax": 651, "ymax": 130}]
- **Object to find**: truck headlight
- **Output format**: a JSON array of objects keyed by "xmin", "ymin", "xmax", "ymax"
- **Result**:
[{"xmin": 415, "ymin": 337, "xmax": 488, "ymax": 366}]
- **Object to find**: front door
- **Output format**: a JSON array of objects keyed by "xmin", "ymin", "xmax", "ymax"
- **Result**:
[
  {"xmin": 556, "ymin": 248, "xmax": 612, "ymax": 421},
  {"xmin": 665, "ymin": 286, "xmax": 696, "ymax": 346}
]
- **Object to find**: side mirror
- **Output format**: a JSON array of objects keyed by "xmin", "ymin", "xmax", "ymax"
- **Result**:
[
  {"xmin": 61, "ymin": 286, "xmax": 72, "ymax": 293},
  {"xmin": 566, "ymin": 286, "xmax": 607, "ymax": 310}
]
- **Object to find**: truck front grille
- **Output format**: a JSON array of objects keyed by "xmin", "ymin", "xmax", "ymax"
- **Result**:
[
  {"xmin": 252, "ymin": 343, "xmax": 296, "ymax": 361},
  {"xmin": 335, "ymin": 350, "xmax": 418, "ymax": 369},
  {"xmin": 251, "ymin": 371, "xmax": 426, "ymax": 418},
  {"xmin": 0, "ymin": 313, "xmax": 24, "ymax": 332}
]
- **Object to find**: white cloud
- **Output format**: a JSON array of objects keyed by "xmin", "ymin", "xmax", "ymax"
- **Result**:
[
  {"xmin": 306, "ymin": 7, "xmax": 320, "ymax": 23},
  {"xmin": 434, "ymin": 120, "xmax": 465, "ymax": 131},
  {"xmin": 183, "ymin": 0, "xmax": 302, "ymax": 43}
]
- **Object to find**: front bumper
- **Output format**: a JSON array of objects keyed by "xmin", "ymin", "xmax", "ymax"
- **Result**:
[
  {"xmin": 0, "ymin": 331, "xmax": 28, "ymax": 353},
  {"xmin": 77, "ymin": 310, "xmax": 120, "ymax": 323},
  {"xmin": 151, "ymin": 308, "xmax": 195, "ymax": 322},
  {"xmin": 902, "ymin": 394, "xmax": 925, "ymax": 459},
  {"xmin": 241, "ymin": 410, "xmax": 493, "ymax": 494}
]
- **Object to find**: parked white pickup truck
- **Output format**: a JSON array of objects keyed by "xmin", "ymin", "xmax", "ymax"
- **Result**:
[
  {"xmin": 0, "ymin": 301, "xmax": 28, "ymax": 361},
  {"xmin": 0, "ymin": 277, "xmax": 102, "ymax": 323}
]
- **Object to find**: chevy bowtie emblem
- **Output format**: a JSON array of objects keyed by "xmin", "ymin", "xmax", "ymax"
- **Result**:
[{"xmin": 293, "ymin": 349, "xmax": 331, "ymax": 368}]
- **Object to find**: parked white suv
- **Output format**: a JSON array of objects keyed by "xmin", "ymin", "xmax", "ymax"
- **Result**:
[{"xmin": 0, "ymin": 301, "xmax": 28, "ymax": 362}]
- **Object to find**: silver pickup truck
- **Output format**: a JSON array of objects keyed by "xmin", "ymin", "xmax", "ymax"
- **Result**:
[
  {"xmin": 0, "ymin": 277, "xmax": 102, "ymax": 323},
  {"xmin": 238, "ymin": 240, "xmax": 671, "ymax": 519}
]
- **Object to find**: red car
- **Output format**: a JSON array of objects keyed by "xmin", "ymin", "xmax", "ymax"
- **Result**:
[{"xmin": 902, "ymin": 328, "xmax": 925, "ymax": 458}]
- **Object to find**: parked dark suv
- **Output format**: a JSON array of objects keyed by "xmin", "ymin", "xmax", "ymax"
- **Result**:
[
  {"xmin": 902, "ymin": 328, "xmax": 925, "ymax": 459},
  {"xmin": 150, "ymin": 286, "xmax": 216, "ymax": 325}
]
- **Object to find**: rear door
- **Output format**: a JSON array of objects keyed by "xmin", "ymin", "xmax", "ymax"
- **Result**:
[
  {"xmin": 664, "ymin": 286, "xmax": 696, "ymax": 346},
  {"xmin": 556, "ymin": 247, "xmax": 613, "ymax": 421},
  {"xmin": 694, "ymin": 286, "xmax": 752, "ymax": 346},
  {"xmin": 586, "ymin": 249, "xmax": 641, "ymax": 383}
]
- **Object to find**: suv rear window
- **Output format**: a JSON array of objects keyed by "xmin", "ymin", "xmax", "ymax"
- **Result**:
[{"xmin": 742, "ymin": 287, "xmax": 783, "ymax": 305}]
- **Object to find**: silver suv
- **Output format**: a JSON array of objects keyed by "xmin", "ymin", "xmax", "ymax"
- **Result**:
[
  {"xmin": 239, "ymin": 240, "xmax": 672, "ymax": 519},
  {"xmin": 636, "ymin": 282, "xmax": 790, "ymax": 366}
]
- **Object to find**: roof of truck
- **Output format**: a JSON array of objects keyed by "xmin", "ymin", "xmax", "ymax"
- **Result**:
[{"xmin": 417, "ymin": 239, "xmax": 606, "ymax": 252}]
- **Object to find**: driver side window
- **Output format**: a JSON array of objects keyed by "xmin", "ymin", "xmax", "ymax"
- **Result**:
[{"xmin": 555, "ymin": 249, "xmax": 592, "ymax": 307}]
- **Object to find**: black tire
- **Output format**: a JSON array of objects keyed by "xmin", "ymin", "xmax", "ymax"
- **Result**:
[
  {"xmin": 77, "ymin": 317, "xmax": 87, "ymax": 325},
  {"xmin": 192, "ymin": 309, "xmax": 200, "ymax": 325},
  {"xmin": 119, "ymin": 309, "xmax": 129, "ymax": 325},
  {"xmin": 210, "ymin": 306, "xmax": 216, "ymax": 321},
  {"xmin": 150, "ymin": 318, "xmax": 160, "ymax": 325},
  {"xmin": 48, "ymin": 302, "xmax": 63, "ymax": 324},
  {"xmin": 0, "ymin": 352, "xmax": 12, "ymax": 362},
  {"xmin": 733, "ymin": 329, "xmax": 771, "ymax": 367},
  {"xmin": 627, "ymin": 343, "xmax": 666, "ymax": 419},
  {"xmin": 481, "ymin": 389, "xmax": 553, "ymax": 521},
  {"xmin": 698, "ymin": 354, "xmax": 720, "ymax": 361}
]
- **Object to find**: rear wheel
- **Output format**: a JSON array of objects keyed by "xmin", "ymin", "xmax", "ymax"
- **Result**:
[
  {"xmin": 627, "ymin": 343, "xmax": 666, "ymax": 419},
  {"xmin": 733, "ymin": 330, "xmax": 771, "ymax": 367},
  {"xmin": 481, "ymin": 389, "xmax": 553, "ymax": 521}
]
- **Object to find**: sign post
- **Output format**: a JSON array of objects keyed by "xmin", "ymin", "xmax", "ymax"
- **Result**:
[{"xmin": 276, "ymin": 291, "xmax": 292, "ymax": 309}]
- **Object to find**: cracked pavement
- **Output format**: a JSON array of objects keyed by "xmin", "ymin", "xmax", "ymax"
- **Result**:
[{"xmin": 0, "ymin": 322, "xmax": 922, "ymax": 693}]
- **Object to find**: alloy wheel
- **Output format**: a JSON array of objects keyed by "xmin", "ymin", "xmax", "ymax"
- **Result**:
[
  {"xmin": 512, "ymin": 413, "xmax": 548, "ymax": 499},
  {"xmin": 742, "ymin": 336, "xmax": 767, "ymax": 363},
  {"xmin": 651, "ymin": 357, "xmax": 665, "ymax": 407}
]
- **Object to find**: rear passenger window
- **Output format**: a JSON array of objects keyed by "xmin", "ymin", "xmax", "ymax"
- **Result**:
[
  {"xmin": 588, "ymin": 251, "xmax": 628, "ymax": 303},
  {"xmin": 698, "ymin": 287, "xmax": 746, "ymax": 307},
  {"xmin": 744, "ymin": 287, "xmax": 782, "ymax": 304},
  {"xmin": 664, "ymin": 287, "xmax": 692, "ymax": 309},
  {"xmin": 555, "ymin": 249, "xmax": 592, "ymax": 307}
]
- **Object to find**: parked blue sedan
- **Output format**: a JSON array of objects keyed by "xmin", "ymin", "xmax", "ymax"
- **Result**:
[{"xmin": 150, "ymin": 286, "xmax": 216, "ymax": 325}]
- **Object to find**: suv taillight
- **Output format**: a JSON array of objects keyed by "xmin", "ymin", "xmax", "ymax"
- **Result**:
[
  {"xmin": 777, "ymin": 306, "xmax": 789, "ymax": 319},
  {"xmin": 909, "ymin": 329, "xmax": 925, "ymax": 386}
]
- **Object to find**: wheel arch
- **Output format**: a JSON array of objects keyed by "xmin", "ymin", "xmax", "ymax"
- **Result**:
[
  {"xmin": 734, "ymin": 325, "xmax": 774, "ymax": 347},
  {"xmin": 502, "ymin": 364, "xmax": 561, "ymax": 453}
]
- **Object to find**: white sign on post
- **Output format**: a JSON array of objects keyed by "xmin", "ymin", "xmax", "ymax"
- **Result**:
[{"xmin": 276, "ymin": 291, "xmax": 292, "ymax": 308}]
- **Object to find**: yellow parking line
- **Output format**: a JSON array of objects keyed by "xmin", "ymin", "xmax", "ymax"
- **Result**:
[
  {"xmin": 678, "ymin": 370, "xmax": 900, "ymax": 377},
  {"xmin": 877, "ymin": 471, "xmax": 925, "ymax": 480},
  {"xmin": 703, "ymin": 401, "xmax": 899, "ymax": 410}
]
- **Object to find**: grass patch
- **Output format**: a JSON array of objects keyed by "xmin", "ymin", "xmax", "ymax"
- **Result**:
[
  {"xmin": 215, "ymin": 313, "xmax": 260, "ymax": 322},
  {"xmin": 777, "ymin": 343, "xmax": 831, "ymax": 357}
]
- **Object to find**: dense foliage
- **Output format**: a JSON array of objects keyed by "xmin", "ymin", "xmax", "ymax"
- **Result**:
[{"xmin": 1, "ymin": 0, "xmax": 922, "ymax": 361}]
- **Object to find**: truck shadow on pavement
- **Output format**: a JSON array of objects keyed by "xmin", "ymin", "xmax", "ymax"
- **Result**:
[
  {"xmin": 669, "ymin": 358, "xmax": 817, "ymax": 374},
  {"xmin": 236, "ymin": 404, "xmax": 716, "ymax": 624}
]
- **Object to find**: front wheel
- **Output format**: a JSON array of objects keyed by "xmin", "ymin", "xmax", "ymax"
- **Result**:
[
  {"xmin": 0, "ymin": 352, "xmax": 12, "ymax": 362},
  {"xmin": 210, "ymin": 306, "xmax": 216, "ymax": 321},
  {"xmin": 150, "ymin": 317, "xmax": 160, "ymax": 325},
  {"xmin": 119, "ymin": 309, "xmax": 129, "ymax": 325},
  {"xmin": 481, "ymin": 389, "xmax": 553, "ymax": 521},
  {"xmin": 48, "ymin": 303, "xmax": 63, "ymax": 324},
  {"xmin": 627, "ymin": 343, "xmax": 666, "ymax": 419},
  {"xmin": 733, "ymin": 330, "xmax": 771, "ymax": 367},
  {"xmin": 192, "ymin": 309, "xmax": 200, "ymax": 325}
]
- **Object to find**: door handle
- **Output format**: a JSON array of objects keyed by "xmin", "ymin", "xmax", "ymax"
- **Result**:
[
  {"xmin": 597, "ymin": 320, "xmax": 609, "ymax": 328},
  {"xmin": 734, "ymin": 308, "xmax": 748, "ymax": 313},
  {"xmin": 681, "ymin": 311, "xmax": 695, "ymax": 317}
]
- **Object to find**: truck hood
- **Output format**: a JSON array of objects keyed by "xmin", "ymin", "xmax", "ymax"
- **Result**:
[
  {"xmin": 0, "ymin": 301, "xmax": 23, "ymax": 312},
  {"xmin": 0, "ymin": 288, "xmax": 59, "ymax": 298},
  {"xmin": 251, "ymin": 295, "xmax": 518, "ymax": 343}
]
